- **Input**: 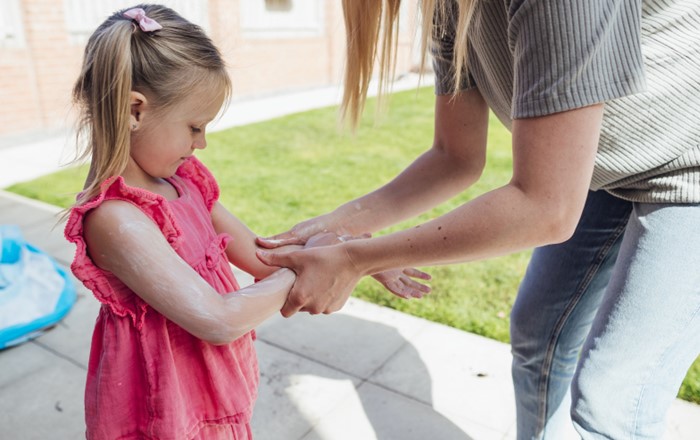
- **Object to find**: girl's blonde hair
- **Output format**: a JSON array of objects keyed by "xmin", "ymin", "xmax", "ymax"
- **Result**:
[
  {"xmin": 340, "ymin": 0, "xmax": 475, "ymax": 129},
  {"xmin": 72, "ymin": 4, "xmax": 231, "ymax": 206}
]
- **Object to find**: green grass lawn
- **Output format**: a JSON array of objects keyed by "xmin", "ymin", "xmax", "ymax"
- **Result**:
[{"xmin": 7, "ymin": 86, "xmax": 699, "ymax": 403}]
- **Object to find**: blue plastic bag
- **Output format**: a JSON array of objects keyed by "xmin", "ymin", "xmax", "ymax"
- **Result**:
[{"xmin": 0, "ymin": 225, "xmax": 76, "ymax": 349}]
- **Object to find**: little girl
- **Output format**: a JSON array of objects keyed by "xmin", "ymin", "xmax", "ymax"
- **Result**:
[{"xmin": 64, "ymin": 5, "xmax": 428, "ymax": 439}]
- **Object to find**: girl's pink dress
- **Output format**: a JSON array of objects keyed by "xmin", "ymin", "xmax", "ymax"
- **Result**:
[{"xmin": 65, "ymin": 157, "xmax": 258, "ymax": 440}]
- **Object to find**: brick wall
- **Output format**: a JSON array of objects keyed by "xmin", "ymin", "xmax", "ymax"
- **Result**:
[
  {"xmin": 21, "ymin": 0, "xmax": 85, "ymax": 131},
  {"xmin": 1, "ymin": 0, "xmax": 85, "ymax": 138},
  {"xmin": 0, "ymin": 0, "xmax": 421, "ymax": 140},
  {"xmin": 0, "ymin": 50, "xmax": 43, "ymax": 134}
]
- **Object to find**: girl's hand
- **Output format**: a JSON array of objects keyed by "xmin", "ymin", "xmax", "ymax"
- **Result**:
[{"xmin": 371, "ymin": 268, "xmax": 432, "ymax": 299}]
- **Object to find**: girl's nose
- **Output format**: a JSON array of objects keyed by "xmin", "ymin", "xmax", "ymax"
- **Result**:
[{"xmin": 193, "ymin": 134, "xmax": 207, "ymax": 150}]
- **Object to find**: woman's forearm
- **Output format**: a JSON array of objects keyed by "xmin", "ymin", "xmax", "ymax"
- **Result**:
[
  {"xmin": 330, "ymin": 91, "xmax": 489, "ymax": 236},
  {"xmin": 254, "ymin": 182, "xmax": 578, "ymax": 318},
  {"xmin": 345, "ymin": 183, "xmax": 580, "ymax": 276},
  {"xmin": 331, "ymin": 147, "xmax": 484, "ymax": 235},
  {"xmin": 257, "ymin": 91, "xmax": 489, "ymax": 249}
]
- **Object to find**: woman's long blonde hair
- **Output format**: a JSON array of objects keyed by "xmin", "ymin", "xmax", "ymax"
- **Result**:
[
  {"xmin": 71, "ymin": 4, "xmax": 231, "ymax": 207},
  {"xmin": 340, "ymin": 0, "xmax": 475, "ymax": 129}
]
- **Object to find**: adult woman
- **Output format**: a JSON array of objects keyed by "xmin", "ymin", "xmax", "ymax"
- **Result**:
[{"xmin": 257, "ymin": 0, "xmax": 700, "ymax": 438}]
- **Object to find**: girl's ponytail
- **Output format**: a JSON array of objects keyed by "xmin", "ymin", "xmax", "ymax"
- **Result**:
[{"xmin": 73, "ymin": 19, "xmax": 134, "ymax": 205}]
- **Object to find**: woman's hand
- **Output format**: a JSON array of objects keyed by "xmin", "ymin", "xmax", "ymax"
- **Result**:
[
  {"xmin": 304, "ymin": 231, "xmax": 356, "ymax": 248},
  {"xmin": 257, "ymin": 232, "xmax": 432, "ymax": 317},
  {"xmin": 256, "ymin": 213, "xmax": 347, "ymax": 248},
  {"xmin": 256, "ymin": 244, "xmax": 362, "ymax": 317},
  {"xmin": 305, "ymin": 231, "xmax": 432, "ymax": 299},
  {"xmin": 371, "ymin": 268, "xmax": 431, "ymax": 299}
]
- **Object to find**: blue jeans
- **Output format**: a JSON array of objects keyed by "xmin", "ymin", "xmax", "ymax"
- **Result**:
[{"xmin": 511, "ymin": 190, "xmax": 700, "ymax": 439}]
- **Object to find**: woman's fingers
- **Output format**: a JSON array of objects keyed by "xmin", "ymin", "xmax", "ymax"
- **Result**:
[
  {"xmin": 256, "ymin": 234, "xmax": 305, "ymax": 249},
  {"xmin": 305, "ymin": 232, "xmax": 343, "ymax": 248},
  {"xmin": 400, "ymin": 276, "xmax": 432, "ymax": 297},
  {"xmin": 258, "ymin": 247, "xmax": 359, "ymax": 317},
  {"xmin": 402, "ymin": 267, "xmax": 432, "ymax": 280},
  {"xmin": 256, "ymin": 249, "xmax": 289, "ymax": 267},
  {"xmin": 257, "ymin": 217, "xmax": 342, "ymax": 249},
  {"xmin": 372, "ymin": 268, "xmax": 432, "ymax": 299},
  {"xmin": 386, "ymin": 279, "xmax": 410, "ymax": 299}
]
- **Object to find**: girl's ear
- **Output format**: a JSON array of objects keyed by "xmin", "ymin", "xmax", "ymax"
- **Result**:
[{"xmin": 129, "ymin": 91, "xmax": 149, "ymax": 130}]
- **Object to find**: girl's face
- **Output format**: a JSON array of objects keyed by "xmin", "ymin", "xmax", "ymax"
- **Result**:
[{"xmin": 127, "ymin": 86, "xmax": 225, "ymax": 182}]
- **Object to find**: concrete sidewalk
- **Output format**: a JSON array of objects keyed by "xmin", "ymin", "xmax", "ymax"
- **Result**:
[{"xmin": 1, "ymin": 77, "xmax": 699, "ymax": 439}]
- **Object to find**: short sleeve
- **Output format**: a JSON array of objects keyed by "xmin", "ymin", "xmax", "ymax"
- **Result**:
[
  {"xmin": 508, "ymin": 0, "xmax": 647, "ymax": 118},
  {"xmin": 175, "ymin": 156, "xmax": 220, "ymax": 211}
]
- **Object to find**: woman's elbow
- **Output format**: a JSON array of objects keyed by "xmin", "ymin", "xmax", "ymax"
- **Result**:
[
  {"xmin": 539, "ymin": 205, "xmax": 582, "ymax": 245},
  {"xmin": 452, "ymin": 153, "xmax": 486, "ymax": 187},
  {"xmin": 464, "ymin": 156, "xmax": 486, "ymax": 183},
  {"xmin": 433, "ymin": 139, "xmax": 486, "ymax": 187},
  {"xmin": 545, "ymin": 221, "xmax": 577, "ymax": 245},
  {"xmin": 509, "ymin": 180, "xmax": 585, "ymax": 246}
]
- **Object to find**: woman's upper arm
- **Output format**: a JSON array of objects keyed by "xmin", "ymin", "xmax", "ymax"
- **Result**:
[
  {"xmin": 505, "ymin": 2, "xmax": 640, "ymax": 238},
  {"xmin": 84, "ymin": 201, "xmax": 230, "ymax": 341},
  {"xmin": 433, "ymin": 88, "xmax": 489, "ymax": 170},
  {"xmin": 510, "ymin": 103, "xmax": 605, "ymax": 240}
]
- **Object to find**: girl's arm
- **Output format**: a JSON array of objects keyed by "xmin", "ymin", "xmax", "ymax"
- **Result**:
[
  {"xmin": 258, "ymin": 101, "xmax": 605, "ymax": 316},
  {"xmin": 210, "ymin": 201, "xmax": 294, "ymax": 280},
  {"xmin": 258, "ymin": 88, "xmax": 490, "ymax": 245},
  {"xmin": 83, "ymin": 201, "xmax": 294, "ymax": 345}
]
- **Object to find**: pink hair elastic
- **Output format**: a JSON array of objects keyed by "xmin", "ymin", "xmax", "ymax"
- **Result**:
[{"xmin": 123, "ymin": 8, "xmax": 162, "ymax": 32}]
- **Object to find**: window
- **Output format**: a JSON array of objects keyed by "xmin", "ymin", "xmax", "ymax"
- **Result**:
[
  {"xmin": 241, "ymin": 0, "xmax": 324, "ymax": 39},
  {"xmin": 0, "ymin": 0, "xmax": 25, "ymax": 48},
  {"xmin": 63, "ymin": 0, "xmax": 209, "ymax": 44}
]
